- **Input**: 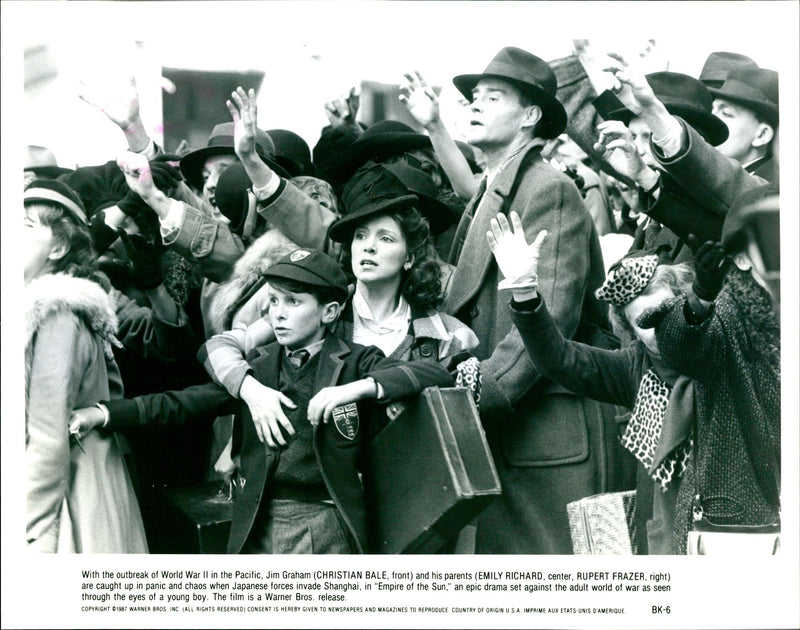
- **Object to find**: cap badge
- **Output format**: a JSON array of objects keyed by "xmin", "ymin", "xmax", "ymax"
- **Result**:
[{"xmin": 290, "ymin": 250, "xmax": 311, "ymax": 262}]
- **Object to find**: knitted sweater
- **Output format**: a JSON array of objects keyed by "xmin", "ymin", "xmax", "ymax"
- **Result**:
[{"xmin": 643, "ymin": 268, "xmax": 780, "ymax": 552}]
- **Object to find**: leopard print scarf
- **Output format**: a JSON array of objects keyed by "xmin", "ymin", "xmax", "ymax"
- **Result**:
[{"xmin": 621, "ymin": 368, "xmax": 693, "ymax": 491}]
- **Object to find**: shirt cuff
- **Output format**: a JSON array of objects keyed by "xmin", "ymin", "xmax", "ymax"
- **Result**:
[
  {"xmin": 159, "ymin": 199, "xmax": 185, "ymax": 242},
  {"xmin": 137, "ymin": 138, "xmax": 159, "ymax": 161},
  {"xmin": 252, "ymin": 172, "xmax": 280, "ymax": 200}
]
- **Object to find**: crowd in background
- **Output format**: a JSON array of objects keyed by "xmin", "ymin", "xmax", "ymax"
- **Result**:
[{"xmin": 23, "ymin": 39, "xmax": 780, "ymax": 555}]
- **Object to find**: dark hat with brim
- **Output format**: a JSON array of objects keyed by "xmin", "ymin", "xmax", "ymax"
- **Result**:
[
  {"xmin": 264, "ymin": 248, "xmax": 349, "ymax": 303},
  {"xmin": 267, "ymin": 128, "xmax": 312, "ymax": 177},
  {"xmin": 709, "ymin": 68, "xmax": 779, "ymax": 126},
  {"xmin": 334, "ymin": 120, "xmax": 432, "ymax": 181},
  {"xmin": 214, "ymin": 162, "xmax": 252, "ymax": 232},
  {"xmin": 453, "ymin": 46, "xmax": 567, "ymax": 139},
  {"xmin": 180, "ymin": 122, "xmax": 289, "ymax": 190},
  {"xmin": 699, "ymin": 51, "xmax": 759, "ymax": 89},
  {"xmin": 24, "ymin": 145, "xmax": 74, "ymax": 179},
  {"xmin": 328, "ymin": 162, "xmax": 419, "ymax": 242},
  {"xmin": 606, "ymin": 72, "xmax": 728, "ymax": 146},
  {"xmin": 24, "ymin": 179, "xmax": 88, "ymax": 225},
  {"xmin": 380, "ymin": 161, "xmax": 456, "ymax": 235}
]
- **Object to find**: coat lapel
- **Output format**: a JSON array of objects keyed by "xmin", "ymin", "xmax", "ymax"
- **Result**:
[
  {"xmin": 314, "ymin": 334, "xmax": 351, "ymax": 392},
  {"xmin": 250, "ymin": 343, "xmax": 282, "ymax": 389},
  {"xmin": 445, "ymin": 144, "xmax": 541, "ymax": 315}
]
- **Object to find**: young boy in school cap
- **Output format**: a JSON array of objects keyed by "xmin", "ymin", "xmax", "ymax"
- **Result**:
[{"xmin": 228, "ymin": 248, "xmax": 453, "ymax": 554}]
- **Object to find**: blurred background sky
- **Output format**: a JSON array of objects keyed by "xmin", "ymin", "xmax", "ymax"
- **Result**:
[{"xmin": 6, "ymin": 1, "xmax": 798, "ymax": 169}]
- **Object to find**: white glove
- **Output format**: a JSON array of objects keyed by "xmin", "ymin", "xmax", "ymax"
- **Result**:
[{"xmin": 487, "ymin": 211, "xmax": 547, "ymax": 292}]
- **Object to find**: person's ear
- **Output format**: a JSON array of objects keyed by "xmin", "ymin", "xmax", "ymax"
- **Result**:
[
  {"xmin": 752, "ymin": 122, "xmax": 775, "ymax": 149},
  {"xmin": 47, "ymin": 242, "xmax": 69, "ymax": 262},
  {"xmin": 321, "ymin": 301, "xmax": 341, "ymax": 324},
  {"xmin": 521, "ymin": 104, "xmax": 543, "ymax": 131}
]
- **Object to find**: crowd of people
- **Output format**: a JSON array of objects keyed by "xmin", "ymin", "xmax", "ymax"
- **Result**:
[{"xmin": 24, "ymin": 39, "xmax": 780, "ymax": 555}]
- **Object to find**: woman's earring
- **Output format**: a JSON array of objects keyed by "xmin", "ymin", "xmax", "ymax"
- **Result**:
[{"xmin": 403, "ymin": 262, "xmax": 412, "ymax": 271}]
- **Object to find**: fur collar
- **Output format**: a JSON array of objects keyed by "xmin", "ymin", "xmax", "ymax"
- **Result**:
[
  {"xmin": 25, "ymin": 273, "xmax": 121, "ymax": 359},
  {"xmin": 206, "ymin": 228, "xmax": 298, "ymax": 334}
]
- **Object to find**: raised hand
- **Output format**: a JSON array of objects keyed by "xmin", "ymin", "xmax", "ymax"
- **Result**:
[
  {"xmin": 603, "ymin": 52, "xmax": 660, "ymax": 118},
  {"xmin": 324, "ymin": 87, "xmax": 360, "ymax": 129},
  {"xmin": 487, "ymin": 211, "xmax": 547, "ymax": 295},
  {"xmin": 79, "ymin": 75, "xmax": 141, "ymax": 130},
  {"xmin": 688, "ymin": 235, "xmax": 732, "ymax": 302},
  {"xmin": 399, "ymin": 70, "xmax": 440, "ymax": 129},
  {"xmin": 239, "ymin": 377, "xmax": 297, "ymax": 449},
  {"xmin": 117, "ymin": 151, "xmax": 156, "ymax": 200},
  {"xmin": 594, "ymin": 120, "xmax": 658, "ymax": 186},
  {"xmin": 226, "ymin": 87, "xmax": 260, "ymax": 161}
]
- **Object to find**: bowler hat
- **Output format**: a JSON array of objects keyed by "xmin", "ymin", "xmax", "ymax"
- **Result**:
[
  {"xmin": 24, "ymin": 179, "xmax": 88, "ymax": 225},
  {"xmin": 699, "ymin": 52, "xmax": 759, "ymax": 89},
  {"xmin": 24, "ymin": 145, "xmax": 73, "ymax": 180},
  {"xmin": 267, "ymin": 129, "xmax": 312, "ymax": 177},
  {"xmin": 335, "ymin": 120, "xmax": 433, "ymax": 181},
  {"xmin": 709, "ymin": 68, "xmax": 779, "ymax": 126},
  {"xmin": 453, "ymin": 47, "xmax": 567, "ymax": 139},
  {"xmin": 328, "ymin": 162, "xmax": 419, "ymax": 242},
  {"xmin": 179, "ymin": 122, "xmax": 289, "ymax": 190},
  {"xmin": 264, "ymin": 248, "xmax": 349, "ymax": 303},
  {"xmin": 607, "ymin": 72, "xmax": 729, "ymax": 146},
  {"xmin": 214, "ymin": 163, "xmax": 253, "ymax": 232}
]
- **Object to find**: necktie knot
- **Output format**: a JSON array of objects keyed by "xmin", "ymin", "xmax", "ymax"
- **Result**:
[{"xmin": 288, "ymin": 348, "xmax": 311, "ymax": 368}]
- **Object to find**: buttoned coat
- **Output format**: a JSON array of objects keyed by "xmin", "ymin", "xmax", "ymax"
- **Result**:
[
  {"xmin": 444, "ymin": 141, "xmax": 625, "ymax": 554},
  {"xmin": 227, "ymin": 334, "xmax": 453, "ymax": 554}
]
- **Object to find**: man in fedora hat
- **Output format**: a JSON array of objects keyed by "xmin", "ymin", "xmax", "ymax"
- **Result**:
[
  {"xmin": 405, "ymin": 47, "xmax": 621, "ymax": 554},
  {"xmin": 601, "ymin": 56, "xmax": 776, "ymax": 256},
  {"xmin": 709, "ymin": 67, "xmax": 779, "ymax": 183}
]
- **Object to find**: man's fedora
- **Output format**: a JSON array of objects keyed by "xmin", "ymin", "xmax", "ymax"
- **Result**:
[
  {"xmin": 335, "ymin": 120, "xmax": 433, "ymax": 182},
  {"xmin": 699, "ymin": 51, "xmax": 759, "ymax": 89},
  {"xmin": 179, "ymin": 122, "xmax": 289, "ymax": 190},
  {"xmin": 709, "ymin": 68, "xmax": 779, "ymax": 126},
  {"xmin": 606, "ymin": 72, "xmax": 729, "ymax": 146},
  {"xmin": 453, "ymin": 46, "xmax": 567, "ymax": 139}
]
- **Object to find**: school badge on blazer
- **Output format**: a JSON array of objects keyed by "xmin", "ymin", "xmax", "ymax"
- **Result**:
[{"xmin": 332, "ymin": 403, "xmax": 360, "ymax": 440}]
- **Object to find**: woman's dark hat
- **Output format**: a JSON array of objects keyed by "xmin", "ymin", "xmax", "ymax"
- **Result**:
[
  {"xmin": 709, "ymin": 68, "xmax": 779, "ymax": 126},
  {"xmin": 264, "ymin": 248, "xmax": 349, "ymax": 303},
  {"xmin": 453, "ymin": 46, "xmax": 567, "ymax": 139},
  {"xmin": 699, "ymin": 51, "xmax": 759, "ymax": 89},
  {"xmin": 179, "ymin": 122, "xmax": 290, "ymax": 190},
  {"xmin": 267, "ymin": 128, "xmax": 312, "ymax": 177},
  {"xmin": 335, "ymin": 120, "xmax": 433, "ymax": 181},
  {"xmin": 24, "ymin": 179, "xmax": 88, "ymax": 225},
  {"xmin": 328, "ymin": 162, "xmax": 419, "ymax": 242},
  {"xmin": 380, "ymin": 161, "xmax": 455, "ymax": 235},
  {"xmin": 606, "ymin": 72, "xmax": 729, "ymax": 146}
]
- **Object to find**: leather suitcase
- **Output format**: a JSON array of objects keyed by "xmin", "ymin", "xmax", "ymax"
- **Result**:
[
  {"xmin": 150, "ymin": 482, "xmax": 233, "ymax": 554},
  {"xmin": 365, "ymin": 387, "xmax": 501, "ymax": 553}
]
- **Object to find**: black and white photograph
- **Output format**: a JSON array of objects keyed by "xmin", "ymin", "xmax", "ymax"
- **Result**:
[{"xmin": 2, "ymin": 1, "xmax": 798, "ymax": 628}]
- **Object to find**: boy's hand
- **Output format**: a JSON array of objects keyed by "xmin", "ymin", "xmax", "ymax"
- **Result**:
[
  {"xmin": 226, "ymin": 87, "xmax": 260, "ymax": 162},
  {"xmin": 239, "ymin": 377, "xmax": 297, "ymax": 449},
  {"xmin": 69, "ymin": 406, "xmax": 106, "ymax": 438},
  {"xmin": 307, "ymin": 380, "xmax": 374, "ymax": 427}
]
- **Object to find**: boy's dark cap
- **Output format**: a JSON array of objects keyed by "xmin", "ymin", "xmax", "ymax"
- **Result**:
[{"xmin": 265, "ymin": 248, "xmax": 349, "ymax": 302}]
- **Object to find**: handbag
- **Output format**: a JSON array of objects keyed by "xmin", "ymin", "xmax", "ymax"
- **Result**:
[
  {"xmin": 566, "ymin": 490, "xmax": 638, "ymax": 555},
  {"xmin": 687, "ymin": 415, "xmax": 780, "ymax": 555}
]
